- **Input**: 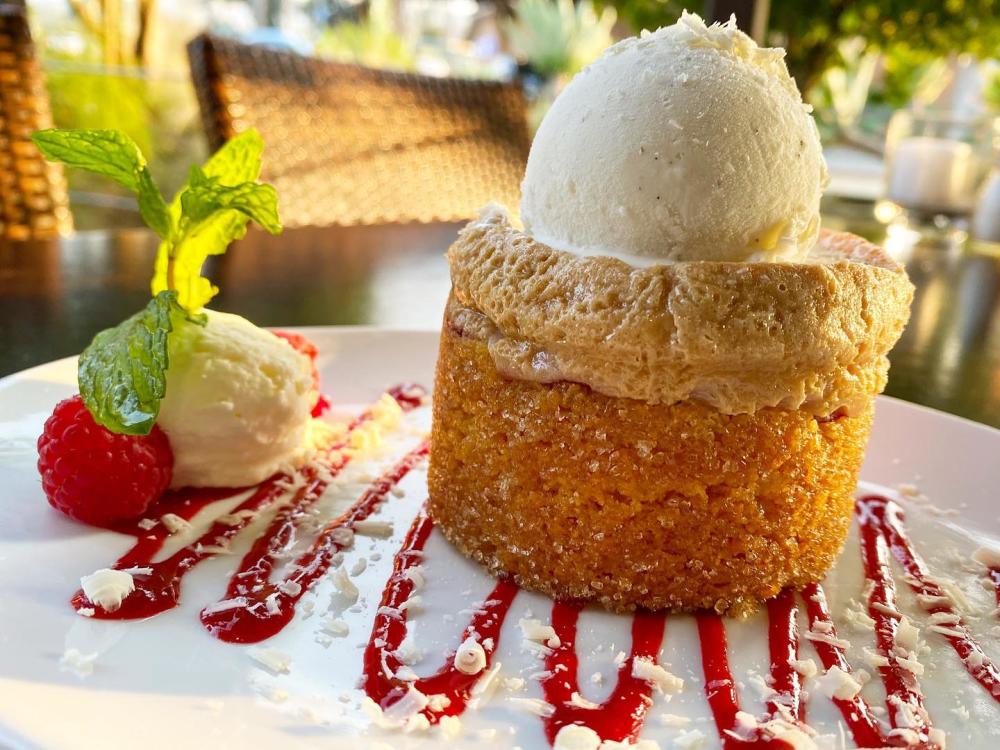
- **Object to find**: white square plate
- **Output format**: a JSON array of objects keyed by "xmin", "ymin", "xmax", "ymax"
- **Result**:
[{"xmin": 0, "ymin": 328, "xmax": 997, "ymax": 749}]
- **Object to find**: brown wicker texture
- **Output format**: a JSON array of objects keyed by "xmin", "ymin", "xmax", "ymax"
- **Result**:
[
  {"xmin": 0, "ymin": 4, "xmax": 71, "ymax": 240},
  {"xmin": 188, "ymin": 33, "xmax": 531, "ymax": 226}
]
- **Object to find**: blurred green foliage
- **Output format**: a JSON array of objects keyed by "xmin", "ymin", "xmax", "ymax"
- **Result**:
[
  {"xmin": 593, "ymin": 0, "xmax": 689, "ymax": 35},
  {"xmin": 873, "ymin": 43, "xmax": 942, "ymax": 108},
  {"xmin": 599, "ymin": 0, "xmax": 1000, "ymax": 95},
  {"xmin": 504, "ymin": 0, "xmax": 617, "ymax": 78},
  {"xmin": 33, "ymin": 23, "xmax": 205, "ymax": 227},
  {"xmin": 45, "ymin": 66, "xmax": 205, "ymax": 222},
  {"xmin": 987, "ymin": 70, "xmax": 1000, "ymax": 111},
  {"xmin": 46, "ymin": 65, "xmax": 153, "ymax": 159},
  {"xmin": 776, "ymin": 0, "xmax": 1000, "ymax": 93},
  {"xmin": 314, "ymin": 0, "xmax": 415, "ymax": 71}
]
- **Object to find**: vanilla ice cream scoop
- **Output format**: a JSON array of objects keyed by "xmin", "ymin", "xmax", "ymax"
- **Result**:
[
  {"xmin": 520, "ymin": 11, "xmax": 828, "ymax": 264},
  {"xmin": 156, "ymin": 310, "xmax": 314, "ymax": 488}
]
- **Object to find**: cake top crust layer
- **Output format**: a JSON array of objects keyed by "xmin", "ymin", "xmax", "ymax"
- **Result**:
[{"xmin": 446, "ymin": 207, "xmax": 914, "ymax": 416}]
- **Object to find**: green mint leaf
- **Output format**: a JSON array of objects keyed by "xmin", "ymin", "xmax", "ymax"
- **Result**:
[
  {"xmin": 200, "ymin": 128, "xmax": 265, "ymax": 184},
  {"xmin": 136, "ymin": 168, "xmax": 172, "ymax": 239},
  {"xmin": 181, "ymin": 166, "xmax": 282, "ymax": 233},
  {"xmin": 32, "ymin": 129, "xmax": 144, "ymax": 190},
  {"xmin": 32, "ymin": 128, "xmax": 171, "ymax": 239},
  {"xmin": 163, "ymin": 129, "xmax": 265, "ymax": 226},
  {"xmin": 78, "ymin": 290, "xmax": 190, "ymax": 435},
  {"xmin": 157, "ymin": 178, "xmax": 281, "ymax": 311},
  {"xmin": 152, "ymin": 130, "xmax": 281, "ymax": 312}
]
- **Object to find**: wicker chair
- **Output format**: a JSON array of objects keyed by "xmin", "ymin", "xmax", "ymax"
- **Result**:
[
  {"xmin": 0, "ymin": 4, "xmax": 71, "ymax": 240},
  {"xmin": 188, "ymin": 33, "xmax": 531, "ymax": 227}
]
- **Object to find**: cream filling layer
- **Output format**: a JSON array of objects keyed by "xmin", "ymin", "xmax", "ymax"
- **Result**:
[{"xmin": 446, "ymin": 209, "xmax": 913, "ymax": 417}]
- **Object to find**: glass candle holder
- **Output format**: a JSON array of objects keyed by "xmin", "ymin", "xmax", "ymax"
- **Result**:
[{"xmin": 882, "ymin": 110, "xmax": 997, "ymax": 230}]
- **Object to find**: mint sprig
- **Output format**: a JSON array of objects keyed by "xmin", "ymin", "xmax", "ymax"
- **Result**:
[
  {"xmin": 154, "ymin": 158, "xmax": 282, "ymax": 309},
  {"xmin": 78, "ymin": 291, "xmax": 203, "ymax": 435},
  {"xmin": 34, "ymin": 127, "xmax": 282, "ymax": 314},
  {"xmin": 32, "ymin": 127, "xmax": 283, "ymax": 435},
  {"xmin": 150, "ymin": 130, "xmax": 282, "ymax": 311}
]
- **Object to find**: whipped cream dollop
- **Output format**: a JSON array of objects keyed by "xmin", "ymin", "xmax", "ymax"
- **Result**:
[
  {"xmin": 156, "ymin": 310, "xmax": 314, "ymax": 488},
  {"xmin": 519, "ymin": 11, "xmax": 828, "ymax": 265}
]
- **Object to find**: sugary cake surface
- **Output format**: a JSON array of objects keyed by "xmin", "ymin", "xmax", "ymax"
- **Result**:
[
  {"xmin": 447, "ymin": 206, "xmax": 913, "ymax": 416},
  {"xmin": 431, "ymin": 210, "xmax": 911, "ymax": 614},
  {"xmin": 429, "ymin": 326, "xmax": 873, "ymax": 615}
]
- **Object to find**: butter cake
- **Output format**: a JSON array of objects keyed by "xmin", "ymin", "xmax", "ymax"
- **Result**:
[
  {"xmin": 427, "ymin": 13, "xmax": 913, "ymax": 614},
  {"xmin": 429, "ymin": 211, "xmax": 912, "ymax": 614}
]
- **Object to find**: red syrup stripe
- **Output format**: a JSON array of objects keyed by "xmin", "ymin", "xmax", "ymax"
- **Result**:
[
  {"xmin": 765, "ymin": 588, "xmax": 805, "ymax": 725},
  {"xmin": 70, "ymin": 383, "xmax": 427, "ymax": 621},
  {"xmin": 362, "ymin": 506, "xmax": 519, "ymax": 722},
  {"xmin": 857, "ymin": 495, "xmax": 1000, "ymax": 703},
  {"xmin": 202, "ymin": 442, "xmax": 429, "ymax": 643},
  {"xmin": 801, "ymin": 583, "xmax": 887, "ymax": 749},
  {"xmin": 697, "ymin": 599, "xmax": 808, "ymax": 750},
  {"xmin": 540, "ymin": 602, "xmax": 666, "ymax": 744},
  {"xmin": 856, "ymin": 494, "xmax": 938, "ymax": 747}
]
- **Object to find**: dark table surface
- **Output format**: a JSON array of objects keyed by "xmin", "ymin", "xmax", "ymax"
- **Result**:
[{"xmin": 3, "ymin": 213, "xmax": 1000, "ymax": 428}]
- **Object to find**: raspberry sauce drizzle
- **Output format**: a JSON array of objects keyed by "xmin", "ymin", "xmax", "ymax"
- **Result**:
[
  {"xmin": 857, "ymin": 495, "xmax": 1000, "ymax": 701},
  {"xmin": 70, "ymin": 384, "xmax": 425, "ymax": 621},
  {"xmin": 539, "ymin": 602, "xmax": 666, "ymax": 743},
  {"xmin": 202, "ymin": 443, "xmax": 429, "ymax": 643},
  {"xmin": 697, "ymin": 611, "xmax": 800, "ymax": 749},
  {"xmin": 856, "ymin": 494, "xmax": 937, "ymax": 745},
  {"xmin": 765, "ymin": 588, "xmax": 804, "ymax": 725},
  {"xmin": 71, "ymin": 477, "xmax": 327, "ymax": 619},
  {"xmin": 110, "ymin": 486, "xmax": 239, "ymax": 539},
  {"xmin": 694, "ymin": 589, "xmax": 810, "ymax": 749},
  {"xmin": 801, "ymin": 583, "xmax": 887, "ymax": 748},
  {"xmin": 361, "ymin": 506, "xmax": 519, "ymax": 722}
]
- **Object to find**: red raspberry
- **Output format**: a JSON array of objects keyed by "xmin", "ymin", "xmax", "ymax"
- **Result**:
[
  {"xmin": 37, "ymin": 396, "xmax": 173, "ymax": 526},
  {"xmin": 272, "ymin": 330, "xmax": 328, "ymax": 416},
  {"xmin": 272, "ymin": 330, "xmax": 318, "ymax": 363}
]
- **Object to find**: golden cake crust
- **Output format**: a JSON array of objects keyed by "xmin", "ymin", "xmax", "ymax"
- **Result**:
[
  {"xmin": 428, "ymin": 326, "xmax": 873, "ymax": 615},
  {"xmin": 447, "ymin": 207, "xmax": 913, "ymax": 416}
]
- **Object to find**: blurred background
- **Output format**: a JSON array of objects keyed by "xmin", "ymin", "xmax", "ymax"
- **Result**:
[
  {"xmin": 12, "ymin": 0, "xmax": 1000, "ymax": 237},
  {"xmin": 4, "ymin": 0, "xmax": 1000, "ymax": 428}
]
